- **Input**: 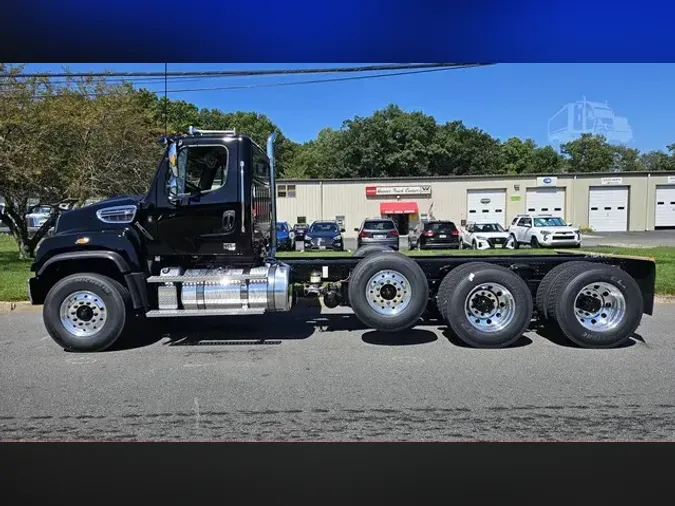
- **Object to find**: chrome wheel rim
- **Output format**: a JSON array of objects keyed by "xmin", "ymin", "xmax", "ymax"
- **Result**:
[
  {"xmin": 59, "ymin": 290, "xmax": 107, "ymax": 337},
  {"xmin": 574, "ymin": 282, "xmax": 626, "ymax": 332},
  {"xmin": 464, "ymin": 282, "xmax": 516, "ymax": 332},
  {"xmin": 366, "ymin": 270, "xmax": 412, "ymax": 316}
]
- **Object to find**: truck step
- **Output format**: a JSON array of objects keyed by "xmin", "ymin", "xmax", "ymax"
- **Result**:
[
  {"xmin": 145, "ymin": 308, "xmax": 266, "ymax": 318},
  {"xmin": 146, "ymin": 273, "xmax": 268, "ymax": 284}
]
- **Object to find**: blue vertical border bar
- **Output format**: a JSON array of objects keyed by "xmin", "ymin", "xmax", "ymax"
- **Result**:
[{"xmin": 1, "ymin": 0, "xmax": 674, "ymax": 61}]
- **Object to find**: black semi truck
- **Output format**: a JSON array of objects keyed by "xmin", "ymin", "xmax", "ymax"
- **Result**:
[{"xmin": 27, "ymin": 128, "xmax": 656, "ymax": 352}]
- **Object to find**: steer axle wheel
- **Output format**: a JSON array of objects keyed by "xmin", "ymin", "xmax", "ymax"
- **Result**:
[
  {"xmin": 545, "ymin": 264, "xmax": 643, "ymax": 348},
  {"xmin": 436, "ymin": 262, "xmax": 533, "ymax": 348},
  {"xmin": 43, "ymin": 273, "xmax": 131, "ymax": 352},
  {"xmin": 348, "ymin": 253, "xmax": 428, "ymax": 332}
]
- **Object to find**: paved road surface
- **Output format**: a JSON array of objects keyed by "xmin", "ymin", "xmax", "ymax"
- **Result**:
[{"xmin": 1, "ymin": 302, "xmax": 674, "ymax": 441}]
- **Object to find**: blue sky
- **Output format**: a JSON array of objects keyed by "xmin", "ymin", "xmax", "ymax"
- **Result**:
[{"xmin": 20, "ymin": 63, "xmax": 675, "ymax": 152}]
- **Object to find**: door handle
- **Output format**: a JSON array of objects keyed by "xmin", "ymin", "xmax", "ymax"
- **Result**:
[{"xmin": 222, "ymin": 210, "xmax": 235, "ymax": 233}]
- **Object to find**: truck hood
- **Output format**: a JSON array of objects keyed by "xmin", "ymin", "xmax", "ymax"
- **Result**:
[{"xmin": 54, "ymin": 194, "xmax": 144, "ymax": 234}]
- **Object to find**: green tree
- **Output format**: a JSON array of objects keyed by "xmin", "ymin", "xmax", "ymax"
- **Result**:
[
  {"xmin": 612, "ymin": 145, "xmax": 643, "ymax": 172},
  {"xmin": 0, "ymin": 66, "xmax": 159, "ymax": 258},
  {"xmin": 501, "ymin": 137, "xmax": 536, "ymax": 174},
  {"xmin": 561, "ymin": 134, "xmax": 615, "ymax": 173},
  {"xmin": 639, "ymin": 150, "xmax": 674, "ymax": 172},
  {"xmin": 434, "ymin": 120, "xmax": 504, "ymax": 176}
]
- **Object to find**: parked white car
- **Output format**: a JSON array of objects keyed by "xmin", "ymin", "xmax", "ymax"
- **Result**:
[
  {"xmin": 508, "ymin": 213, "xmax": 581, "ymax": 249},
  {"xmin": 459, "ymin": 221, "xmax": 511, "ymax": 249},
  {"xmin": 25, "ymin": 206, "xmax": 52, "ymax": 230}
]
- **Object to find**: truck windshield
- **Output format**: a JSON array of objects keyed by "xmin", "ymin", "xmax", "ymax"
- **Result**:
[{"xmin": 534, "ymin": 217, "xmax": 567, "ymax": 227}]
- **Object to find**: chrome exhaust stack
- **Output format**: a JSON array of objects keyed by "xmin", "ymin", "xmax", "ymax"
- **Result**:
[{"xmin": 267, "ymin": 132, "xmax": 279, "ymax": 258}]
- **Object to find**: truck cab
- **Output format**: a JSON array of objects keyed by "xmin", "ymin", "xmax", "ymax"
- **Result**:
[{"xmin": 28, "ymin": 128, "xmax": 291, "ymax": 352}]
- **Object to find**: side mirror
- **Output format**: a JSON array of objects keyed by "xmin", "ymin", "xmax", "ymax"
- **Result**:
[{"xmin": 166, "ymin": 142, "xmax": 180, "ymax": 204}]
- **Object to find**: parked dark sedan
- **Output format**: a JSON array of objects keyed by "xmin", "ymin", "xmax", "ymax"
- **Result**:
[
  {"xmin": 408, "ymin": 220, "xmax": 460, "ymax": 250},
  {"xmin": 303, "ymin": 221, "xmax": 345, "ymax": 251}
]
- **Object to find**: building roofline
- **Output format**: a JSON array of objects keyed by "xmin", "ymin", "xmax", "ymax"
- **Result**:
[{"xmin": 277, "ymin": 171, "xmax": 675, "ymax": 184}]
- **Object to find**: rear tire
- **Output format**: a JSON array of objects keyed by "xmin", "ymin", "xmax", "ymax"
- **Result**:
[
  {"xmin": 348, "ymin": 253, "xmax": 428, "ymax": 332},
  {"xmin": 436, "ymin": 262, "xmax": 533, "ymax": 348},
  {"xmin": 43, "ymin": 273, "xmax": 131, "ymax": 353},
  {"xmin": 535, "ymin": 261, "xmax": 593, "ymax": 320},
  {"xmin": 546, "ymin": 264, "xmax": 644, "ymax": 348}
]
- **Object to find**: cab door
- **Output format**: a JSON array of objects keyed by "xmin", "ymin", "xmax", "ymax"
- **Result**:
[{"xmin": 151, "ymin": 141, "xmax": 243, "ymax": 257}]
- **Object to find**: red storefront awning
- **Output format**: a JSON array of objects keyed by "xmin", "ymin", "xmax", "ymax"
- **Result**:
[{"xmin": 380, "ymin": 202, "xmax": 419, "ymax": 215}]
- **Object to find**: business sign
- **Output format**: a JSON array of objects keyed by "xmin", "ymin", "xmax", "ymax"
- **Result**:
[
  {"xmin": 601, "ymin": 177, "xmax": 623, "ymax": 185},
  {"xmin": 668, "ymin": 176, "xmax": 675, "ymax": 184},
  {"xmin": 365, "ymin": 185, "xmax": 432, "ymax": 197},
  {"xmin": 537, "ymin": 176, "xmax": 558, "ymax": 187}
]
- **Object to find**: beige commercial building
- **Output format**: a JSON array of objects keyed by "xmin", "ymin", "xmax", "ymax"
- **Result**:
[{"xmin": 276, "ymin": 171, "xmax": 675, "ymax": 237}]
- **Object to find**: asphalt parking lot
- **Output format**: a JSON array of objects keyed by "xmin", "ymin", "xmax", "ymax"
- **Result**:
[{"xmin": 1, "ymin": 301, "xmax": 674, "ymax": 441}]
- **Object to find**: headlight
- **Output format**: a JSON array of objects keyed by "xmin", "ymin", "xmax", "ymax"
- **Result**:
[
  {"xmin": 475, "ymin": 235, "xmax": 486, "ymax": 241},
  {"xmin": 333, "ymin": 235, "xmax": 342, "ymax": 241},
  {"xmin": 304, "ymin": 235, "xmax": 312, "ymax": 241},
  {"xmin": 541, "ymin": 232, "xmax": 551, "ymax": 240}
]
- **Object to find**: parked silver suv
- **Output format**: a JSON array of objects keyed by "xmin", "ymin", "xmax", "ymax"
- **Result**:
[{"xmin": 355, "ymin": 218, "xmax": 400, "ymax": 251}]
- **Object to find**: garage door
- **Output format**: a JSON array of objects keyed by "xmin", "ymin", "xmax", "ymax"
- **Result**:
[
  {"xmin": 466, "ymin": 189, "xmax": 506, "ymax": 226},
  {"xmin": 526, "ymin": 188, "xmax": 566, "ymax": 217},
  {"xmin": 588, "ymin": 186, "xmax": 629, "ymax": 232},
  {"xmin": 655, "ymin": 185, "xmax": 675, "ymax": 227}
]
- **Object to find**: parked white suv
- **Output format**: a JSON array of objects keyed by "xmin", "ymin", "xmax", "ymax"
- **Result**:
[
  {"xmin": 508, "ymin": 214, "xmax": 581, "ymax": 249},
  {"xmin": 459, "ymin": 220, "xmax": 511, "ymax": 249}
]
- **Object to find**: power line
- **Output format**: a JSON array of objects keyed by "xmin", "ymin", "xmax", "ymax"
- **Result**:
[
  {"xmin": 26, "ymin": 65, "xmax": 488, "ymax": 99},
  {"xmin": 152, "ymin": 65, "xmax": 486, "ymax": 94},
  {"xmin": 4, "ymin": 63, "xmax": 492, "ymax": 79}
]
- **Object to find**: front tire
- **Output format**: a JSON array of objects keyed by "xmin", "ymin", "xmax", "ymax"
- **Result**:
[
  {"xmin": 348, "ymin": 253, "xmax": 428, "ymax": 332},
  {"xmin": 43, "ymin": 273, "xmax": 131, "ymax": 353},
  {"xmin": 530, "ymin": 236, "xmax": 540, "ymax": 248}
]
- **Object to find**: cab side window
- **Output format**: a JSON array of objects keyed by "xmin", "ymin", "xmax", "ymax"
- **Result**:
[{"xmin": 177, "ymin": 145, "xmax": 229, "ymax": 193}]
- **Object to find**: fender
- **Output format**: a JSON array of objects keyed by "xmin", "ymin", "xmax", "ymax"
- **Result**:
[
  {"xmin": 32, "ymin": 228, "xmax": 145, "ymax": 274},
  {"xmin": 29, "ymin": 228, "xmax": 149, "ymax": 310},
  {"xmin": 36, "ymin": 250, "xmax": 130, "ymax": 277}
]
